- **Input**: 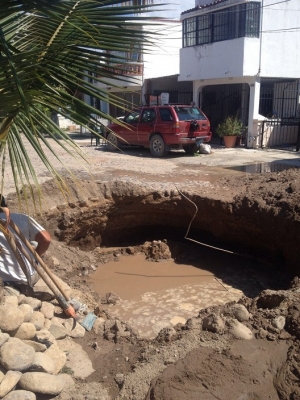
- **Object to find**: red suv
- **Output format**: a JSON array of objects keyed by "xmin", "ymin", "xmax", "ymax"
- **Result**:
[{"xmin": 105, "ymin": 105, "xmax": 211, "ymax": 157}]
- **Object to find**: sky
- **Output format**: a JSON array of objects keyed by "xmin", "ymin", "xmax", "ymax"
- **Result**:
[
  {"xmin": 143, "ymin": 1, "xmax": 196, "ymax": 79},
  {"xmin": 153, "ymin": 0, "xmax": 195, "ymax": 20}
]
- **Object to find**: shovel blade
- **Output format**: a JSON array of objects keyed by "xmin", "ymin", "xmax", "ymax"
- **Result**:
[{"xmin": 80, "ymin": 312, "xmax": 97, "ymax": 331}]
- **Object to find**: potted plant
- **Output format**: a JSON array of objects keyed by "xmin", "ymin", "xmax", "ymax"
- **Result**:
[{"xmin": 216, "ymin": 116, "xmax": 244, "ymax": 148}]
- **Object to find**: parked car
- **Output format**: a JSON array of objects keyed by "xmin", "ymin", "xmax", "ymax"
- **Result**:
[{"xmin": 105, "ymin": 105, "xmax": 212, "ymax": 157}]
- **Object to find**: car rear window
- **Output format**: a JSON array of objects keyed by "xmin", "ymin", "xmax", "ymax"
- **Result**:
[{"xmin": 174, "ymin": 107, "xmax": 206, "ymax": 121}]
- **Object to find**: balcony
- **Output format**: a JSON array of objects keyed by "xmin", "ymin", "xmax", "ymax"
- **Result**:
[{"xmin": 99, "ymin": 62, "xmax": 143, "ymax": 77}]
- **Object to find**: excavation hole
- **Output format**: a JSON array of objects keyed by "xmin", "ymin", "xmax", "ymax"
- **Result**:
[{"xmin": 84, "ymin": 235, "xmax": 289, "ymax": 339}]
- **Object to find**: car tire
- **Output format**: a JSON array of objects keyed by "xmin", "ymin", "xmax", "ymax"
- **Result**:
[
  {"xmin": 150, "ymin": 134, "xmax": 167, "ymax": 157},
  {"xmin": 183, "ymin": 144, "xmax": 198, "ymax": 154},
  {"xmin": 107, "ymin": 132, "xmax": 120, "ymax": 152}
]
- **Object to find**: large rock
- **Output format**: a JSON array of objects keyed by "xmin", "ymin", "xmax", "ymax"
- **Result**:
[
  {"xmin": 23, "ymin": 340, "xmax": 47, "ymax": 353},
  {"xmin": 0, "ymin": 333, "xmax": 10, "ymax": 347},
  {"xmin": 40, "ymin": 302, "xmax": 55, "ymax": 320},
  {"xmin": 13, "ymin": 323, "xmax": 36, "ymax": 340},
  {"xmin": 202, "ymin": 314, "xmax": 225, "ymax": 334},
  {"xmin": 19, "ymin": 372, "xmax": 74, "ymax": 395},
  {"xmin": 228, "ymin": 319, "xmax": 253, "ymax": 340},
  {"xmin": 2, "ymin": 390, "xmax": 36, "ymax": 399},
  {"xmin": 19, "ymin": 297, "xmax": 41, "ymax": 311},
  {"xmin": 92, "ymin": 317, "xmax": 105, "ymax": 335},
  {"xmin": 44, "ymin": 343, "xmax": 67, "ymax": 375},
  {"xmin": 0, "ymin": 338, "xmax": 35, "ymax": 371},
  {"xmin": 63, "ymin": 319, "xmax": 85, "ymax": 338},
  {"xmin": 58, "ymin": 339, "xmax": 95, "ymax": 378},
  {"xmin": 272, "ymin": 316, "xmax": 286, "ymax": 330},
  {"xmin": 0, "ymin": 371, "xmax": 22, "ymax": 397},
  {"xmin": 35, "ymin": 330, "xmax": 56, "ymax": 348},
  {"xmin": 30, "ymin": 312, "xmax": 45, "ymax": 331},
  {"xmin": 2, "ymin": 296, "xmax": 18, "ymax": 308},
  {"xmin": 48, "ymin": 324, "xmax": 67, "ymax": 340},
  {"xmin": 18, "ymin": 304, "xmax": 34, "ymax": 323},
  {"xmin": 231, "ymin": 304, "xmax": 250, "ymax": 322},
  {"xmin": 0, "ymin": 305, "xmax": 24, "ymax": 332},
  {"xmin": 29, "ymin": 352, "xmax": 55, "ymax": 374}
]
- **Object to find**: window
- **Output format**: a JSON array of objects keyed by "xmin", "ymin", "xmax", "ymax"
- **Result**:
[
  {"xmin": 125, "ymin": 110, "xmax": 140, "ymax": 123},
  {"xmin": 183, "ymin": 17, "xmax": 197, "ymax": 47},
  {"xmin": 197, "ymin": 14, "xmax": 211, "ymax": 45},
  {"xmin": 174, "ymin": 107, "xmax": 206, "ymax": 121},
  {"xmin": 183, "ymin": 2, "xmax": 260, "ymax": 47},
  {"xmin": 159, "ymin": 108, "xmax": 173, "ymax": 121},
  {"xmin": 141, "ymin": 109, "xmax": 156, "ymax": 123}
]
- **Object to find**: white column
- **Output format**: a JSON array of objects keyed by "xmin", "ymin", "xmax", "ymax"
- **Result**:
[
  {"xmin": 247, "ymin": 78, "xmax": 261, "ymax": 148},
  {"xmin": 193, "ymin": 80, "xmax": 204, "ymax": 107}
]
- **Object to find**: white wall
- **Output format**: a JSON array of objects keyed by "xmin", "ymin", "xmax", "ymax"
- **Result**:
[
  {"xmin": 260, "ymin": 0, "xmax": 300, "ymax": 78},
  {"xmin": 180, "ymin": 0, "xmax": 300, "ymax": 81},
  {"xmin": 143, "ymin": 21, "xmax": 181, "ymax": 79},
  {"xmin": 179, "ymin": 38, "xmax": 260, "ymax": 81}
]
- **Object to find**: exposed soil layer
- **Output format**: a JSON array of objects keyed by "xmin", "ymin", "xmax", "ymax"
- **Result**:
[{"xmin": 5, "ymin": 163, "xmax": 300, "ymax": 400}]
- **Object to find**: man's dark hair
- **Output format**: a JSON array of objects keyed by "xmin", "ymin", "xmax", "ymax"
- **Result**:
[{"xmin": 0, "ymin": 195, "xmax": 7, "ymax": 208}]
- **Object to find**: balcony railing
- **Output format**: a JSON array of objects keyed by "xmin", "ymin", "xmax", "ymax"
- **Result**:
[{"xmin": 99, "ymin": 62, "xmax": 143, "ymax": 77}]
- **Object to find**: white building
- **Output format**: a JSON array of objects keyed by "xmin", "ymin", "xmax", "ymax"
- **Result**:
[
  {"xmin": 179, "ymin": 0, "xmax": 300, "ymax": 148},
  {"xmin": 82, "ymin": 19, "xmax": 181, "ymax": 124}
]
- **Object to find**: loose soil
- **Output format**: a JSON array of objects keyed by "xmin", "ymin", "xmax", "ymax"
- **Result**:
[{"xmin": 4, "ymin": 140, "xmax": 300, "ymax": 400}]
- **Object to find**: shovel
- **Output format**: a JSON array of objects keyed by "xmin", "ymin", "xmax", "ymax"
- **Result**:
[{"xmin": 1, "ymin": 219, "xmax": 96, "ymax": 331}]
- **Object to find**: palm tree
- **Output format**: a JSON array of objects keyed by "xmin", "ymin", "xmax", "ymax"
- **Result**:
[{"xmin": 0, "ymin": 0, "xmax": 158, "ymax": 201}]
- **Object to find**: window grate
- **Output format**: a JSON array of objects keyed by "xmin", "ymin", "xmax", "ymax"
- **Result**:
[{"xmin": 183, "ymin": 2, "xmax": 260, "ymax": 47}]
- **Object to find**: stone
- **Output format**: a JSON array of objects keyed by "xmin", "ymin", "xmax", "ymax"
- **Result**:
[
  {"xmin": 272, "ymin": 316, "xmax": 286, "ymax": 330},
  {"xmin": 101, "ymin": 292, "xmax": 121, "ymax": 305},
  {"xmin": 0, "ymin": 305, "xmax": 24, "ymax": 332},
  {"xmin": 49, "ymin": 324, "xmax": 67, "ymax": 340},
  {"xmin": 30, "ymin": 312, "xmax": 45, "ymax": 331},
  {"xmin": 2, "ymin": 296, "xmax": 18, "ymax": 308},
  {"xmin": 92, "ymin": 318, "xmax": 105, "ymax": 335},
  {"xmin": 17, "ymin": 294, "xmax": 26, "ymax": 305},
  {"xmin": 3, "ymin": 286, "xmax": 21, "ymax": 297},
  {"xmin": 35, "ymin": 330, "xmax": 56, "ymax": 348},
  {"xmin": 0, "ymin": 338, "xmax": 35, "ymax": 371},
  {"xmin": 19, "ymin": 372, "xmax": 74, "ymax": 395},
  {"xmin": 19, "ymin": 297, "xmax": 41, "ymax": 311},
  {"xmin": 231, "ymin": 304, "xmax": 250, "ymax": 322},
  {"xmin": 202, "ymin": 314, "xmax": 225, "ymax": 333},
  {"xmin": 29, "ymin": 352, "xmax": 55, "ymax": 374},
  {"xmin": 228, "ymin": 319, "xmax": 253, "ymax": 340},
  {"xmin": 23, "ymin": 340, "xmax": 47, "ymax": 352},
  {"xmin": 18, "ymin": 304, "xmax": 34, "ymax": 322},
  {"xmin": 13, "ymin": 323, "xmax": 36, "ymax": 340},
  {"xmin": 58, "ymin": 339, "xmax": 95, "ymax": 379},
  {"xmin": 63, "ymin": 319, "xmax": 85, "ymax": 338},
  {"xmin": 3, "ymin": 390, "xmax": 36, "ymax": 399},
  {"xmin": 44, "ymin": 343, "xmax": 67, "ymax": 374},
  {"xmin": 0, "ymin": 371, "xmax": 4, "ymax": 384},
  {"xmin": 40, "ymin": 302, "xmax": 55, "ymax": 320},
  {"xmin": 0, "ymin": 333, "xmax": 10, "ymax": 347},
  {"xmin": 0, "ymin": 371, "xmax": 22, "ymax": 397},
  {"xmin": 44, "ymin": 319, "xmax": 52, "ymax": 330},
  {"xmin": 51, "ymin": 257, "xmax": 60, "ymax": 267},
  {"xmin": 51, "ymin": 317, "xmax": 66, "ymax": 326}
]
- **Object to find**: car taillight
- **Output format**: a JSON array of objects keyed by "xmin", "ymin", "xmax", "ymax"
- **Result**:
[{"xmin": 172, "ymin": 122, "xmax": 180, "ymax": 133}]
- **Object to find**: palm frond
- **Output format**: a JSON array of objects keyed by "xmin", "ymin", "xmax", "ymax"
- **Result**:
[{"xmin": 0, "ymin": 0, "xmax": 165, "ymax": 205}]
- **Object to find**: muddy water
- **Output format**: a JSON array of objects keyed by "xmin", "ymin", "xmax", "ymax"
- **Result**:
[
  {"xmin": 88, "ymin": 252, "xmax": 269, "ymax": 339},
  {"xmin": 90, "ymin": 254, "xmax": 215, "ymax": 300}
]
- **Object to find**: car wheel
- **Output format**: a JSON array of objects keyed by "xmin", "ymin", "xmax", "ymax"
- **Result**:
[
  {"xmin": 150, "ymin": 135, "xmax": 167, "ymax": 157},
  {"xmin": 107, "ymin": 132, "xmax": 120, "ymax": 152},
  {"xmin": 183, "ymin": 144, "xmax": 198, "ymax": 154}
]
